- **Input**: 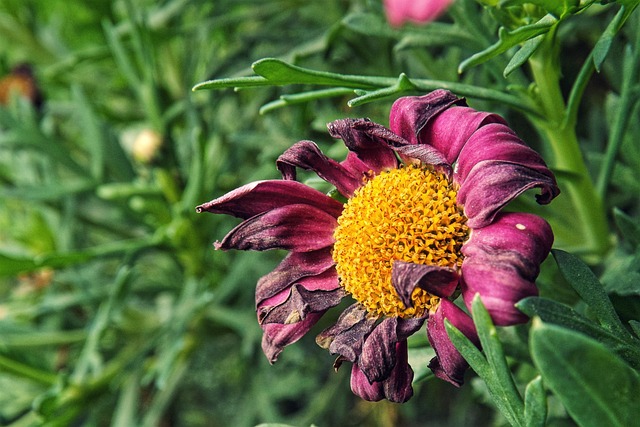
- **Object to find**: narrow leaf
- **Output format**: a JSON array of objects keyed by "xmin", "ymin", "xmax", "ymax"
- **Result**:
[
  {"xmin": 552, "ymin": 249, "xmax": 630, "ymax": 338},
  {"xmin": 531, "ymin": 321, "xmax": 640, "ymax": 427},
  {"xmin": 523, "ymin": 376, "xmax": 547, "ymax": 427}
]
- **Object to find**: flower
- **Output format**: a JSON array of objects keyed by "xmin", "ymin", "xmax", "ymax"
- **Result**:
[
  {"xmin": 384, "ymin": 0, "xmax": 454, "ymax": 27},
  {"xmin": 196, "ymin": 90, "xmax": 559, "ymax": 402}
]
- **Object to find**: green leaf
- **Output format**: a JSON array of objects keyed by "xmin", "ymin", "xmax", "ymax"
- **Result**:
[
  {"xmin": 523, "ymin": 376, "xmax": 547, "ymax": 427},
  {"xmin": 531, "ymin": 321, "xmax": 640, "ymax": 427},
  {"xmin": 459, "ymin": 14, "xmax": 556, "ymax": 73},
  {"xmin": 500, "ymin": 0, "xmax": 579, "ymax": 18},
  {"xmin": 593, "ymin": 5, "xmax": 631, "ymax": 72},
  {"xmin": 504, "ymin": 35, "xmax": 544, "ymax": 77},
  {"xmin": 613, "ymin": 208, "xmax": 640, "ymax": 248},
  {"xmin": 552, "ymin": 249, "xmax": 630, "ymax": 338}
]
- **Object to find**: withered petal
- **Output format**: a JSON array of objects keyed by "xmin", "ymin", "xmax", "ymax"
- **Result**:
[
  {"xmin": 392, "ymin": 261, "xmax": 459, "ymax": 307},
  {"xmin": 276, "ymin": 140, "xmax": 363, "ymax": 197},
  {"xmin": 316, "ymin": 304, "xmax": 376, "ymax": 362},
  {"xmin": 215, "ymin": 204, "xmax": 337, "ymax": 252},
  {"xmin": 255, "ymin": 248, "xmax": 335, "ymax": 305},
  {"xmin": 258, "ymin": 284, "xmax": 345, "ymax": 325},
  {"xmin": 196, "ymin": 180, "xmax": 343, "ymax": 219},
  {"xmin": 262, "ymin": 312, "xmax": 324, "ymax": 364}
]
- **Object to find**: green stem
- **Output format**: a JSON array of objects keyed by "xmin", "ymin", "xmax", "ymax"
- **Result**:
[
  {"xmin": 0, "ymin": 354, "xmax": 57, "ymax": 385},
  {"xmin": 527, "ymin": 28, "xmax": 610, "ymax": 258}
]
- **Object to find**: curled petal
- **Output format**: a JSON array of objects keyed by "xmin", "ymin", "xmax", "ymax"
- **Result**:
[
  {"xmin": 420, "ymin": 106, "xmax": 506, "ymax": 165},
  {"xmin": 316, "ymin": 304, "xmax": 376, "ymax": 362},
  {"xmin": 462, "ymin": 212, "xmax": 553, "ymax": 280},
  {"xmin": 258, "ymin": 283, "xmax": 345, "ymax": 325},
  {"xmin": 276, "ymin": 140, "xmax": 363, "ymax": 197},
  {"xmin": 195, "ymin": 180, "xmax": 343, "ymax": 219},
  {"xmin": 255, "ymin": 248, "xmax": 335, "ymax": 305},
  {"xmin": 262, "ymin": 312, "xmax": 324, "ymax": 363},
  {"xmin": 427, "ymin": 299, "xmax": 478, "ymax": 386},
  {"xmin": 350, "ymin": 341, "xmax": 414, "ymax": 403},
  {"xmin": 350, "ymin": 362, "xmax": 385, "ymax": 402},
  {"xmin": 389, "ymin": 90, "xmax": 465, "ymax": 147},
  {"xmin": 328, "ymin": 118, "xmax": 399, "ymax": 174},
  {"xmin": 461, "ymin": 212, "xmax": 553, "ymax": 326},
  {"xmin": 457, "ymin": 161, "xmax": 560, "ymax": 229},
  {"xmin": 392, "ymin": 261, "xmax": 459, "ymax": 307},
  {"xmin": 215, "ymin": 204, "xmax": 337, "ymax": 252}
]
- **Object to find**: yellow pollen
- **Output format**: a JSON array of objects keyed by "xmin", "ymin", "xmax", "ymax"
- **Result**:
[{"xmin": 332, "ymin": 165, "xmax": 469, "ymax": 319}]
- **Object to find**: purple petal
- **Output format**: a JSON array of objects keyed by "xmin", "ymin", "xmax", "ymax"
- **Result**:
[
  {"xmin": 420, "ymin": 106, "xmax": 507, "ymax": 165},
  {"xmin": 349, "ymin": 118, "xmax": 449, "ymax": 167},
  {"xmin": 384, "ymin": 0, "xmax": 454, "ymax": 26},
  {"xmin": 262, "ymin": 312, "xmax": 324, "ymax": 363},
  {"xmin": 392, "ymin": 261, "xmax": 460, "ymax": 307},
  {"xmin": 382, "ymin": 341, "xmax": 414, "ymax": 403},
  {"xmin": 457, "ymin": 161, "xmax": 560, "ymax": 229},
  {"xmin": 350, "ymin": 341, "xmax": 414, "ymax": 403},
  {"xmin": 460, "ymin": 212, "xmax": 553, "ymax": 326},
  {"xmin": 276, "ymin": 140, "xmax": 364, "ymax": 197},
  {"xmin": 215, "ymin": 204, "xmax": 336, "ymax": 252},
  {"xmin": 427, "ymin": 299, "xmax": 478, "ymax": 386},
  {"xmin": 328, "ymin": 118, "xmax": 399, "ymax": 174},
  {"xmin": 258, "ymin": 284, "xmax": 345, "ymax": 325},
  {"xmin": 389, "ymin": 90, "xmax": 465, "ymax": 147},
  {"xmin": 350, "ymin": 362, "xmax": 385, "ymax": 402},
  {"xmin": 195, "ymin": 180, "xmax": 343, "ymax": 219},
  {"xmin": 462, "ymin": 212, "xmax": 553, "ymax": 280},
  {"xmin": 358, "ymin": 318, "xmax": 398, "ymax": 383},
  {"xmin": 316, "ymin": 304, "xmax": 377, "ymax": 362},
  {"xmin": 255, "ymin": 248, "xmax": 335, "ymax": 305}
]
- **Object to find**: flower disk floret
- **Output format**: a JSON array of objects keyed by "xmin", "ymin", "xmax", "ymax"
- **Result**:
[{"xmin": 196, "ymin": 90, "xmax": 559, "ymax": 403}]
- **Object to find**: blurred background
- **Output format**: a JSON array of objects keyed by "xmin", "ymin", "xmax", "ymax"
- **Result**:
[{"xmin": 0, "ymin": 0, "xmax": 636, "ymax": 426}]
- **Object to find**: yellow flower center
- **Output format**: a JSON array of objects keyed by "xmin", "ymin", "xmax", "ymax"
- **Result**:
[{"xmin": 332, "ymin": 165, "xmax": 469, "ymax": 319}]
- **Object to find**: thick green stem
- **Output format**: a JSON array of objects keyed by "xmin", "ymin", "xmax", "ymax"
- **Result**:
[{"xmin": 527, "ymin": 31, "xmax": 610, "ymax": 258}]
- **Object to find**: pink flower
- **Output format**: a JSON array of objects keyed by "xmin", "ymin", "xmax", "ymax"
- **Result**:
[
  {"xmin": 384, "ymin": 0, "xmax": 454, "ymax": 27},
  {"xmin": 197, "ymin": 90, "xmax": 559, "ymax": 402}
]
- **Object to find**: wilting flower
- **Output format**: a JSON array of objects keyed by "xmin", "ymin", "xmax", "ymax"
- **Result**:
[
  {"xmin": 384, "ymin": 0, "xmax": 454, "ymax": 27},
  {"xmin": 0, "ymin": 64, "xmax": 41, "ymax": 107},
  {"xmin": 196, "ymin": 90, "xmax": 558, "ymax": 402}
]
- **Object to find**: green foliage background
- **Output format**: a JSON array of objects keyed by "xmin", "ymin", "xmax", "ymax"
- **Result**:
[{"xmin": 0, "ymin": 0, "xmax": 639, "ymax": 426}]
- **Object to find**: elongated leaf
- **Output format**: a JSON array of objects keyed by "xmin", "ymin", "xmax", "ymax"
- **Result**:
[
  {"xmin": 552, "ymin": 249, "xmax": 630, "ymax": 338},
  {"xmin": 504, "ymin": 35, "xmax": 544, "ymax": 77},
  {"xmin": 459, "ymin": 15, "xmax": 556, "ymax": 73},
  {"xmin": 523, "ymin": 376, "xmax": 546, "ymax": 427},
  {"xmin": 531, "ymin": 321, "xmax": 640, "ymax": 427}
]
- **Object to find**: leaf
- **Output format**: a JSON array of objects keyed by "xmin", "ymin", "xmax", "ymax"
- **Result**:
[
  {"xmin": 500, "ymin": 0, "xmax": 579, "ymax": 18},
  {"xmin": 552, "ymin": 249, "xmax": 630, "ymax": 338},
  {"xmin": 504, "ymin": 35, "xmax": 544, "ymax": 77},
  {"xmin": 613, "ymin": 208, "xmax": 640, "ymax": 248},
  {"xmin": 523, "ymin": 376, "xmax": 547, "ymax": 427},
  {"xmin": 593, "ymin": 5, "xmax": 631, "ymax": 72},
  {"xmin": 531, "ymin": 321, "xmax": 640, "ymax": 427},
  {"xmin": 459, "ymin": 15, "xmax": 556, "ymax": 73}
]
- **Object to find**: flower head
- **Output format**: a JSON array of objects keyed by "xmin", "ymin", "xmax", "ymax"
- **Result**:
[
  {"xmin": 196, "ymin": 90, "xmax": 558, "ymax": 402},
  {"xmin": 384, "ymin": 0, "xmax": 454, "ymax": 27}
]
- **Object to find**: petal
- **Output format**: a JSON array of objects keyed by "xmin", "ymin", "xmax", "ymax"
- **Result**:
[
  {"xmin": 427, "ymin": 299, "xmax": 478, "ymax": 386},
  {"xmin": 316, "ymin": 304, "xmax": 377, "ymax": 362},
  {"xmin": 461, "ymin": 263, "xmax": 538, "ymax": 326},
  {"xmin": 258, "ymin": 283, "xmax": 345, "ymax": 325},
  {"xmin": 349, "ymin": 117, "xmax": 449, "ymax": 167},
  {"xmin": 350, "ymin": 363, "xmax": 385, "ymax": 402},
  {"xmin": 359, "ymin": 316, "xmax": 425, "ymax": 383},
  {"xmin": 195, "ymin": 180, "xmax": 343, "ymax": 219},
  {"xmin": 255, "ymin": 248, "xmax": 335, "ymax": 305},
  {"xmin": 389, "ymin": 90, "xmax": 465, "ymax": 147},
  {"xmin": 457, "ymin": 161, "xmax": 560, "ymax": 228},
  {"xmin": 461, "ymin": 212, "xmax": 553, "ymax": 325},
  {"xmin": 421, "ymin": 106, "xmax": 507, "ymax": 165},
  {"xmin": 328, "ymin": 118, "xmax": 399, "ymax": 174},
  {"xmin": 382, "ymin": 341, "xmax": 414, "ymax": 403},
  {"xmin": 276, "ymin": 140, "xmax": 363, "ymax": 197},
  {"xmin": 462, "ymin": 212, "xmax": 554, "ymax": 280},
  {"xmin": 215, "ymin": 204, "xmax": 337, "ymax": 252},
  {"xmin": 350, "ymin": 341, "xmax": 414, "ymax": 403},
  {"xmin": 392, "ymin": 261, "xmax": 459, "ymax": 307},
  {"xmin": 262, "ymin": 312, "xmax": 324, "ymax": 363}
]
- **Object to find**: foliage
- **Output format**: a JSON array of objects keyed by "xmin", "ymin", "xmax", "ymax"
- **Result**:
[{"xmin": 1, "ymin": 0, "xmax": 639, "ymax": 426}]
